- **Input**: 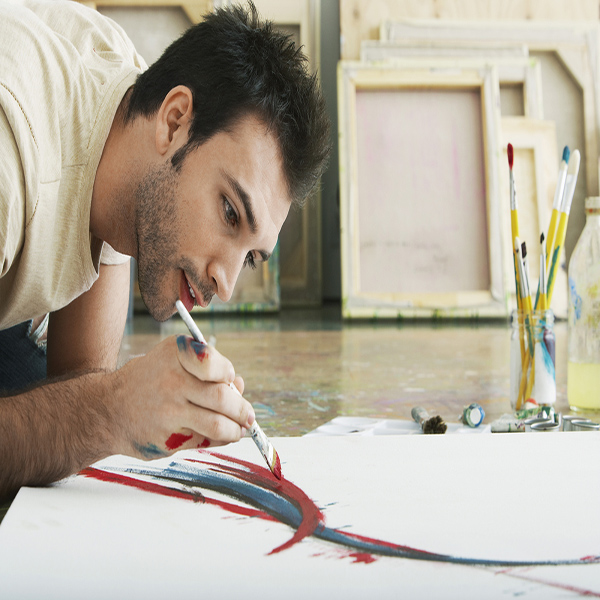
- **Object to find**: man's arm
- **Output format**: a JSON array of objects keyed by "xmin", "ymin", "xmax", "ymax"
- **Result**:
[
  {"xmin": 0, "ymin": 263, "xmax": 255, "ymax": 500},
  {"xmin": 46, "ymin": 260, "xmax": 131, "ymax": 377}
]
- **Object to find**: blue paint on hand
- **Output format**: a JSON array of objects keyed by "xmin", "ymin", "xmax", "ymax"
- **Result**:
[{"xmin": 134, "ymin": 442, "xmax": 168, "ymax": 459}]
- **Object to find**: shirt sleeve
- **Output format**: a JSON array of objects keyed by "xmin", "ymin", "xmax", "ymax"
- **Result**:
[
  {"xmin": 0, "ymin": 104, "xmax": 26, "ymax": 279},
  {"xmin": 100, "ymin": 242, "xmax": 131, "ymax": 266}
]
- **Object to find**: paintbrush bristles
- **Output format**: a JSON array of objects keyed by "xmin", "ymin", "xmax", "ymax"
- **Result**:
[
  {"xmin": 411, "ymin": 406, "xmax": 447, "ymax": 435},
  {"xmin": 507, "ymin": 143, "xmax": 514, "ymax": 169},
  {"xmin": 423, "ymin": 415, "xmax": 447, "ymax": 434}
]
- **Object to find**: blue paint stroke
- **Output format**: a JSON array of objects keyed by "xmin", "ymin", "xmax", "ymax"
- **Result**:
[{"xmin": 96, "ymin": 456, "xmax": 600, "ymax": 568}]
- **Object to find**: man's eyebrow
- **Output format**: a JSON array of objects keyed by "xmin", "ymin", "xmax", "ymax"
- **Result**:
[{"xmin": 222, "ymin": 170, "xmax": 257, "ymax": 234}]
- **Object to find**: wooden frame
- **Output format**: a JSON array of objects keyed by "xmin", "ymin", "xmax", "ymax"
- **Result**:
[
  {"xmin": 339, "ymin": 61, "xmax": 506, "ymax": 318},
  {"xmin": 499, "ymin": 117, "xmax": 568, "ymax": 318},
  {"xmin": 379, "ymin": 19, "xmax": 599, "ymax": 276},
  {"xmin": 79, "ymin": 0, "xmax": 212, "ymax": 24},
  {"xmin": 339, "ymin": 0, "xmax": 599, "ymax": 61},
  {"xmin": 360, "ymin": 46, "xmax": 544, "ymax": 119}
]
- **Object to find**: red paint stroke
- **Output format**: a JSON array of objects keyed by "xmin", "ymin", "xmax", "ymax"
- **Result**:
[
  {"xmin": 498, "ymin": 569, "xmax": 600, "ymax": 597},
  {"xmin": 165, "ymin": 433, "xmax": 193, "ymax": 450},
  {"xmin": 337, "ymin": 529, "xmax": 440, "ymax": 558},
  {"xmin": 349, "ymin": 552, "xmax": 377, "ymax": 564},
  {"xmin": 83, "ymin": 454, "xmax": 587, "ymax": 569},
  {"xmin": 81, "ymin": 467, "xmax": 276, "ymax": 522},
  {"xmin": 187, "ymin": 453, "xmax": 323, "ymax": 555},
  {"xmin": 200, "ymin": 438, "xmax": 211, "ymax": 448},
  {"xmin": 189, "ymin": 453, "xmax": 437, "ymax": 559}
]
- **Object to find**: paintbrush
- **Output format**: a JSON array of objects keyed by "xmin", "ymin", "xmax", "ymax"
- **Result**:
[
  {"xmin": 515, "ymin": 238, "xmax": 534, "ymax": 409},
  {"xmin": 546, "ymin": 146, "xmax": 570, "ymax": 271},
  {"xmin": 547, "ymin": 149, "xmax": 580, "ymax": 306},
  {"xmin": 507, "ymin": 143, "xmax": 522, "ymax": 310},
  {"xmin": 175, "ymin": 300, "xmax": 282, "ymax": 479},
  {"xmin": 539, "ymin": 233, "xmax": 547, "ymax": 312},
  {"xmin": 411, "ymin": 406, "xmax": 447, "ymax": 434}
]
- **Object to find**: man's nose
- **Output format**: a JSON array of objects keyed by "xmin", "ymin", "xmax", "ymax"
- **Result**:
[{"xmin": 209, "ymin": 255, "xmax": 244, "ymax": 303}]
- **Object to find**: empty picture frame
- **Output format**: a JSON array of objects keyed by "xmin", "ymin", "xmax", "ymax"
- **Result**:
[
  {"xmin": 499, "ymin": 117, "xmax": 568, "ymax": 318},
  {"xmin": 339, "ymin": 61, "xmax": 506, "ymax": 318},
  {"xmin": 380, "ymin": 19, "xmax": 599, "ymax": 264},
  {"xmin": 360, "ymin": 45, "xmax": 544, "ymax": 119}
]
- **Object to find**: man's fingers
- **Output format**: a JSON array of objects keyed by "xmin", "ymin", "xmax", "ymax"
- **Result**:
[
  {"xmin": 181, "ymin": 402, "xmax": 248, "ymax": 444},
  {"xmin": 179, "ymin": 369, "xmax": 254, "ymax": 429},
  {"xmin": 233, "ymin": 375, "xmax": 245, "ymax": 395},
  {"xmin": 175, "ymin": 335, "xmax": 235, "ymax": 383}
]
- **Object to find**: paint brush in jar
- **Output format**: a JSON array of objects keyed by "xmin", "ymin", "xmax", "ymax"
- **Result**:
[
  {"xmin": 175, "ymin": 300, "xmax": 282, "ymax": 479},
  {"xmin": 411, "ymin": 406, "xmax": 447, "ymax": 434},
  {"xmin": 547, "ymin": 149, "xmax": 580, "ymax": 306}
]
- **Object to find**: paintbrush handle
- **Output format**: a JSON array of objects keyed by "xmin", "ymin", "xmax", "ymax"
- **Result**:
[
  {"xmin": 411, "ymin": 406, "xmax": 429, "ymax": 426},
  {"xmin": 248, "ymin": 422, "xmax": 277, "ymax": 469}
]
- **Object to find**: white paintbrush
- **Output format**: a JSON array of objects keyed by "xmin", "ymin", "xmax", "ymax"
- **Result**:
[{"xmin": 175, "ymin": 300, "xmax": 282, "ymax": 479}]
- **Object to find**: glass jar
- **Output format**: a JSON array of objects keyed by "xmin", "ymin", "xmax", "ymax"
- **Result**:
[
  {"xmin": 510, "ymin": 309, "xmax": 556, "ymax": 410},
  {"xmin": 567, "ymin": 196, "xmax": 600, "ymax": 412}
]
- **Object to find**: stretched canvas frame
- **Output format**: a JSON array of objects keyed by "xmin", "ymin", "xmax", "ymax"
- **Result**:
[
  {"xmin": 339, "ymin": 61, "xmax": 506, "ymax": 319},
  {"xmin": 499, "ymin": 117, "xmax": 568, "ymax": 318},
  {"xmin": 360, "ymin": 46, "xmax": 544, "ymax": 120},
  {"xmin": 380, "ymin": 19, "xmax": 600, "ymax": 198}
]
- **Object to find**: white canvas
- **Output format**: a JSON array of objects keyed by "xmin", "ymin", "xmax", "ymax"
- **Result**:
[{"xmin": 0, "ymin": 434, "xmax": 599, "ymax": 599}]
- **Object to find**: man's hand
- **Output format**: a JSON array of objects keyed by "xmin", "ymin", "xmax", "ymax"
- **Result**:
[
  {"xmin": 113, "ymin": 335, "xmax": 255, "ymax": 457},
  {"xmin": 0, "ymin": 334, "xmax": 254, "ymax": 499}
]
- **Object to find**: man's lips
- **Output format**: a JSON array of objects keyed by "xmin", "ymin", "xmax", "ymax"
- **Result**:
[{"xmin": 180, "ymin": 272, "xmax": 210, "ymax": 309}]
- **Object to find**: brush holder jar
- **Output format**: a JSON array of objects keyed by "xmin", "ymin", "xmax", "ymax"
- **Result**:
[{"xmin": 510, "ymin": 309, "xmax": 556, "ymax": 410}]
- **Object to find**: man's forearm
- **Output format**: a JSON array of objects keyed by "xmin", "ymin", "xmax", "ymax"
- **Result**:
[{"xmin": 0, "ymin": 370, "xmax": 122, "ymax": 499}]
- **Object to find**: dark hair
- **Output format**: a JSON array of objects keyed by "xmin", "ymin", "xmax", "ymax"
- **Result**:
[{"xmin": 125, "ymin": 1, "xmax": 331, "ymax": 207}]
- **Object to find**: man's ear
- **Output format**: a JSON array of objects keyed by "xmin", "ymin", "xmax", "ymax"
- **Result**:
[{"xmin": 155, "ymin": 85, "xmax": 193, "ymax": 156}]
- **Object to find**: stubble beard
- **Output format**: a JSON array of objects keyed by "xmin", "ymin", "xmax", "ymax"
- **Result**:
[{"xmin": 135, "ymin": 163, "xmax": 180, "ymax": 322}]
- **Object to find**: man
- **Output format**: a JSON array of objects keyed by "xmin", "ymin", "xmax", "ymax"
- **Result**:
[{"xmin": 0, "ymin": 0, "xmax": 330, "ymax": 499}]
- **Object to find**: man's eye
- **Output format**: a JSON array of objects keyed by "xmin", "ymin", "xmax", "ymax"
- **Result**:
[
  {"xmin": 223, "ymin": 198, "xmax": 238, "ymax": 226},
  {"xmin": 243, "ymin": 252, "xmax": 257, "ymax": 270}
]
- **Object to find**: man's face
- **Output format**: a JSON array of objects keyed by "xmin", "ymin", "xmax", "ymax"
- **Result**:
[{"xmin": 135, "ymin": 114, "xmax": 291, "ymax": 321}]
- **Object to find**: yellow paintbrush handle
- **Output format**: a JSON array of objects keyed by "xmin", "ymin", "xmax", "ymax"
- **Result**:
[
  {"xmin": 545, "ymin": 209, "xmax": 559, "ymax": 272},
  {"xmin": 511, "ymin": 209, "xmax": 520, "ymax": 241},
  {"xmin": 547, "ymin": 212, "xmax": 569, "ymax": 305}
]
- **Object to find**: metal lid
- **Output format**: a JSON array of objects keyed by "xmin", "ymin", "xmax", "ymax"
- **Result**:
[
  {"xmin": 562, "ymin": 414, "xmax": 583, "ymax": 431},
  {"xmin": 531, "ymin": 421, "xmax": 560, "ymax": 432},
  {"xmin": 524, "ymin": 416, "xmax": 551, "ymax": 432},
  {"xmin": 571, "ymin": 420, "xmax": 600, "ymax": 431}
]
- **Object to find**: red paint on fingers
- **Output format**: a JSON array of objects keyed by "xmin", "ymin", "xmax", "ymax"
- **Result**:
[
  {"xmin": 165, "ymin": 433, "xmax": 193, "ymax": 450},
  {"xmin": 190, "ymin": 340, "xmax": 208, "ymax": 362}
]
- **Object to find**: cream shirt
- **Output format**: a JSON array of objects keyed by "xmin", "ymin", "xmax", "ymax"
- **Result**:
[{"xmin": 0, "ymin": 0, "xmax": 147, "ymax": 329}]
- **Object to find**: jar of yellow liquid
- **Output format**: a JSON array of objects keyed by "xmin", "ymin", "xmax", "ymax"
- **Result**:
[{"xmin": 567, "ymin": 197, "xmax": 600, "ymax": 412}]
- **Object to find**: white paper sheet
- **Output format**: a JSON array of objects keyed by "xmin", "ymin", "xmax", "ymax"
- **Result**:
[
  {"xmin": 304, "ymin": 415, "xmax": 492, "ymax": 436},
  {"xmin": 0, "ymin": 433, "xmax": 599, "ymax": 599}
]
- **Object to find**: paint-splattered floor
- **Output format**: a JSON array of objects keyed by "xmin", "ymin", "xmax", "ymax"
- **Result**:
[
  {"xmin": 119, "ymin": 304, "xmax": 570, "ymax": 436},
  {"xmin": 0, "ymin": 306, "xmax": 571, "ymax": 524}
]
